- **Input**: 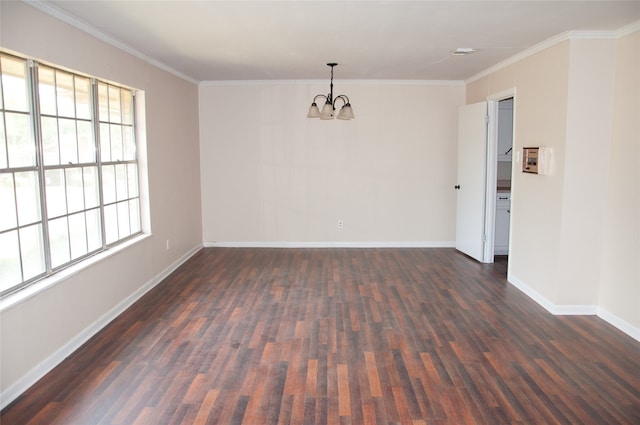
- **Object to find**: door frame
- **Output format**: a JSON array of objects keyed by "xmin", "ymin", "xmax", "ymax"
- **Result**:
[{"xmin": 483, "ymin": 88, "xmax": 516, "ymax": 263}]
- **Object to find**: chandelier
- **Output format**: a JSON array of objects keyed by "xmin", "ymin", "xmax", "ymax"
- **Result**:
[{"xmin": 307, "ymin": 63, "xmax": 354, "ymax": 120}]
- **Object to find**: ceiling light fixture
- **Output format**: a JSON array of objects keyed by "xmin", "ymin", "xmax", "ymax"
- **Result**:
[{"xmin": 307, "ymin": 63, "xmax": 354, "ymax": 120}]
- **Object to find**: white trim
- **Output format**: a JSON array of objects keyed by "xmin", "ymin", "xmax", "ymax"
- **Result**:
[
  {"xmin": 597, "ymin": 307, "xmax": 640, "ymax": 342},
  {"xmin": 466, "ymin": 28, "xmax": 629, "ymax": 84},
  {"xmin": 203, "ymin": 241, "xmax": 455, "ymax": 248},
  {"xmin": 467, "ymin": 31, "xmax": 572, "ymax": 84},
  {"xmin": 507, "ymin": 272, "xmax": 640, "ymax": 342},
  {"xmin": 199, "ymin": 79, "xmax": 465, "ymax": 87},
  {"xmin": 487, "ymin": 88, "xmax": 517, "ymax": 102},
  {"xmin": 0, "ymin": 243, "xmax": 203, "ymax": 410},
  {"xmin": 568, "ymin": 30, "xmax": 618, "ymax": 40},
  {"xmin": 617, "ymin": 20, "xmax": 640, "ymax": 37},
  {"xmin": 507, "ymin": 272, "xmax": 559, "ymax": 314},
  {"xmin": 24, "ymin": 0, "xmax": 198, "ymax": 85}
]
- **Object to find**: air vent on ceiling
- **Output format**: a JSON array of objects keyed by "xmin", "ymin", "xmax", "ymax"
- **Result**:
[{"xmin": 452, "ymin": 48, "xmax": 477, "ymax": 56}]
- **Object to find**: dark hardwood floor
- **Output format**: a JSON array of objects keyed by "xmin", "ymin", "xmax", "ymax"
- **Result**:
[{"xmin": 2, "ymin": 248, "xmax": 639, "ymax": 424}]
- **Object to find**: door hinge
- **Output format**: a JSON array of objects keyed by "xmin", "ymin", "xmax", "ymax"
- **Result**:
[{"xmin": 482, "ymin": 234, "xmax": 487, "ymax": 242}]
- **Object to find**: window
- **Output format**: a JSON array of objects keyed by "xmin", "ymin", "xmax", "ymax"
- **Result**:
[{"xmin": 0, "ymin": 52, "xmax": 141, "ymax": 297}]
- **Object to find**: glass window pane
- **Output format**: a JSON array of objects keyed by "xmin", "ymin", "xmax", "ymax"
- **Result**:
[
  {"xmin": 45, "ymin": 169, "xmax": 67, "ymax": 218},
  {"xmin": 77, "ymin": 120, "xmax": 94, "ymax": 163},
  {"xmin": 38, "ymin": 66, "xmax": 57, "ymax": 116},
  {"xmin": 15, "ymin": 171, "xmax": 41, "ymax": 225},
  {"xmin": 69, "ymin": 212, "xmax": 87, "ymax": 260},
  {"xmin": 86, "ymin": 208, "xmax": 102, "ymax": 252},
  {"xmin": 41, "ymin": 116, "xmax": 60, "ymax": 165},
  {"xmin": 59, "ymin": 118, "xmax": 78, "ymax": 164},
  {"xmin": 49, "ymin": 216, "xmax": 70, "ymax": 268},
  {"xmin": 108, "ymin": 85, "xmax": 121, "ymax": 123},
  {"xmin": 0, "ymin": 115, "xmax": 7, "ymax": 169},
  {"xmin": 1, "ymin": 56, "xmax": 29, "ymax": 112},
  {"xmin": 117, "ymin": 201, "xmax": 130, "ymax": 238},
  {"xmin": 127, "ymin": 164, "xmax": 139, "ymax": 198},
  {"xmin": 104, "ymin": 204, "xmax": 118, "ymax": 244},
  {"xmin": 129, "ymin": 198, "xmax": 141, "ymax": 234},
  {"xmin": 6, "ymin": 112, "xmax": 35, "ymax": 167},
  {"xmin": 0, "ymin": 230, "xmax": 22, "ymax": 292},
  {"xmin": 100, "ymin": 123, "xmax": 111, "ymax": 162},
  {"xmin": 110, "ymin": 124, "xmax": 123, "ymax": 161},
  {"xmin": 102, "ymin": 164, "xmax": 116, "ymax": 204},
  {"xmin": 20, "ymin": 223, "xmax": 45, "ymax": 280},
  {"xmin": 75, "ymin": 76, "xmax": 91, "ymax": 120},
  {"xmin": 122, "ymin": 125, "xmax": 135, "ymax": 160},
  {"xmin": 65, "ymin": 167, "xmax": 84, "ymax": 213},
  {"xmin": 1, "ymin": 58, "xmax": 140, "ymax": 291},
  {"xmin": 98, "ymin": 82, "xmax": 109, "ymax": 122},
  {"xmin": 122, "ymin": 90, "xmax": 133, "ymax": 125},
  {"xmin": 115, "ymin": 163, "xmax": 128, "ymax": 201},
  {"xmin": 83, "ymin": 166, "xmax": 99, "ymax": 208},
  {"xmin": 56, "ymin": 71, "xmax": 75, "ymax": 118},
  {"xmin": 0, "ymin": 173, "xmax": 17, "ymax": 232}
]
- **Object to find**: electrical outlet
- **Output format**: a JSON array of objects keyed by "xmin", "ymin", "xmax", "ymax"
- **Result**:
[
  {"xmin": 337, "ymin": 220, "xmax": 344, "ymax": 229},
  {"xmin": 166, "ymin": 239, "xmax": 170, "ymax": 250}
]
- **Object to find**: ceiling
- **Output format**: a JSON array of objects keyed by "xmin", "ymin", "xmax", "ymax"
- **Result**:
[{"xmin": 37, "ymin": 0, "xmax": 640, "ymax": 82}]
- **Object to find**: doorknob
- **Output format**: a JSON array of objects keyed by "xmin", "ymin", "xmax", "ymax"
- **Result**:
[{"xmin": 454, "ymin": 185, "xmax": 460, "ymax": 190}]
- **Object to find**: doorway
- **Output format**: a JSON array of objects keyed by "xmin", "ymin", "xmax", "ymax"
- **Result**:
[
  {"xmin": 455, "ymin": 93, "xmax": 515, "ymax": 265},
  {"xmin": 494, "ymin": 98, "xmax": 513, "ymax": 260}
]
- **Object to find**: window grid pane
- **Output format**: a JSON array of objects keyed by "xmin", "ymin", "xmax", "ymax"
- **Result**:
[
  {"xmin": 20, "ymin": 223, "xmax": 45, "ymax": 281},
  {"xmin": 15, "ymin": 170, "xmax": 41, "ymax": 226},
  {"xmin": 68, "ymin": 212, "xmax": 88, "ymax": 260},
  {"xmin": 0, "ymin": 52, "xmax": 142, "ymax": 297},
  {"xmin": 1, "ymin": 55, "xmax": 30, "ymax": 112},
  {"xmin": 0, "ymin": 116, "xmax": 7, "ymax": 169},
  {"xmin": 49, "ymin": 216, "xmax": 70, "ymax": 268},
  {"xmin": 6, "ymin": 112, "xmax": 35, "ymax": 168},
  {"xmin": 0, "ymin": 173, "xmax": 18, "ymax": 232},
  {"xmin": 0, "ymin": 230, "xmax": 22, "ymax": 292}
]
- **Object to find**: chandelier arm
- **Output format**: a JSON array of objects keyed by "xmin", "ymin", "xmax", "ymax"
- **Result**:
[
  {"xmin": 312, "ymin": 94, "xmax": 328, "ymax": 104},
  {"xmin": 334, "ymin": 95, "xmax": 350, "ymax": 107}
]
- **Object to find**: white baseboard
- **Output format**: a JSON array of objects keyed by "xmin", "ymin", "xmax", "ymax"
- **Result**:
[
  {"xmin": 507, "ymin": 272, "xmax": 640, "ymax": 342},
  {"xmin": 507, "ymin": 273, "xmax": 560, "ymax": 314},
  {"xmin": 597, "ymin": 306, "xmax": 640, "ymax": 342},
  {"xmin": 203, "ymin": 241, "xmax": 456, "ymax": 248},
  {"xmin": 0, "ymin": 243, "xmax": 203, "ymax": 410}
]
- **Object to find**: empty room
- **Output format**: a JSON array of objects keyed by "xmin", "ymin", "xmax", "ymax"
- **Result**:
[{"xmin": 1, "ymin": 1, "xmax": 639, "ymax": 424}]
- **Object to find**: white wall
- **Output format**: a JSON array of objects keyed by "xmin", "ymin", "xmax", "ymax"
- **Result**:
[
  {"xmin": 556, "ymin": 39, "xmax": 615, "ymax": 306},
  {"xmin": 468, "ymin": 41, "xmax": 571, "ymax": 307},
  {"xmin": 598, "ymin": 29, "xmax": 640, "ymax": 334},
  {"xmin": 199, "ymin": 82, "xmax": 465, "ymax": 245},
  {"xmin": 0, "ymin": 1, "xmax": 203, "ymax": 405},
  {"xmin": 467, "ymin": 29, "xmax": 640, "ymax": 338}
]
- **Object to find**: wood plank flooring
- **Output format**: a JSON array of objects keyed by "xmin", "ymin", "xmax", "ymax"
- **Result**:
[{"xmin": 2, "ymin": 248, "xmax": 639, "ymax": 424}]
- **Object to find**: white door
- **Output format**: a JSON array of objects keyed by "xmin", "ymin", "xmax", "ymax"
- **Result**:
[{"xmin": 455, "ymin": 102, "xmax": 488, "ymax": 262}]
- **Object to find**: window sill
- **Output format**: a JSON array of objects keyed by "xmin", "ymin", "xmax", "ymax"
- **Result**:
[{"xmin": 0, "ymin": 233, "xmax": 151, "ymax": 313}]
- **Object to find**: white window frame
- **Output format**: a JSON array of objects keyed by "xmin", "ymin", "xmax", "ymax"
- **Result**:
[{"xmin": 0, "ymin": 52, "xmax": 144, "ymax": 298}]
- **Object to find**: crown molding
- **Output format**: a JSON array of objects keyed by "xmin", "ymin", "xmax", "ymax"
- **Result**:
[
  {"xmin": 617, "ymin": 19, "xmax": 640, "ymax": 37},
  {"xmin": 467, "ymin": 22, "xmax": 639, "ymax": 84},
  {"xmin": 22, "ymin": 1, "xmax": 640, "ymax": 87},
  {"xmin": 466, "ymin": 31, "xmax": 572, "ymax": 84},
  {"xmin": 23, "ymin": 0, "xmax": 199, "ymax": 85},
  {"xmin": 199, "ymin": 79, "xmax": 465, "ymax": 87}
]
